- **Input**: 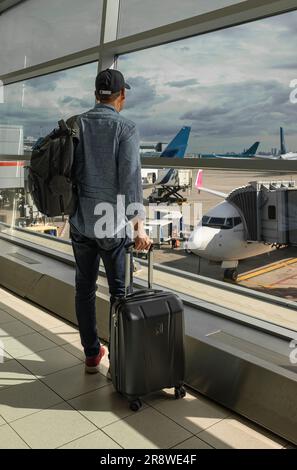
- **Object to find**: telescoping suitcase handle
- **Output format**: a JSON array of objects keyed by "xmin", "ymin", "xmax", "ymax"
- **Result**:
[{"xmin": 125, "ymin": 242, "xmax": 154, "ymax": 297}]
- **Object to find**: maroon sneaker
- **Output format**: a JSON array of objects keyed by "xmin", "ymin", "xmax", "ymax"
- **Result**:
[{"xmin": 85, "ymin": 346, "xmax": 106, "ymax": 374}]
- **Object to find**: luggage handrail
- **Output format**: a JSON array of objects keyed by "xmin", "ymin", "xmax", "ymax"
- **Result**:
[{"xmin": 125, "ymin": 242, "xmax": 154, "ymax": 296}]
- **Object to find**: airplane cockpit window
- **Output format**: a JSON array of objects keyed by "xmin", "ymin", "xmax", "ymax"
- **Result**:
[
  {"xmin": 202, "ymin": 216, "xmax": 210, "ymax": 225},
  {"xmin": 233, "ymin": 217, "xmax": 243, "ymax": 227},
  {"xmin": 202, "ymin": 217, "xmax": 234, "ymax": 229},
  {"xmin": 202, "ymin": 217, "xmax": 243, "ymax": 230},
  {"xmin": 209, "ymin": 218, "xmax": 226, "ymax": 226},
  {"xmin": 225, "ymin": 218, "xmax": 234, "ymax": 228}
]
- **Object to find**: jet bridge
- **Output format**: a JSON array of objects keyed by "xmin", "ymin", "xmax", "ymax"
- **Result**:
[{"xmin": 227, "ymin": 180, "xmax": 297, "ymax": 246}]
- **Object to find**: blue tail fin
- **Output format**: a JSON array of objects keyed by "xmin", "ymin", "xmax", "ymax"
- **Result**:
[
  {"xmin": 242, "ymin": 141, "xmax": 260, "ymax": 156},
  {"xmin": 160, "ymin": 126, "xmax": 191, "ymax": 158},
  {"xmin": 280, "ymin": 127, "xmax": 287, "ymax": 155}
]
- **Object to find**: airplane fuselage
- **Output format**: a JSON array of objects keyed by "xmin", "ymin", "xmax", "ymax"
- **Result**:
[
  {"xmin": 280, "ymin": 152, "xmax": 297, "ymax": 160},
  {"xmin": 187, "ymin": 201, "xmax": 272, "ymax": 262},
  {"xmin": 199, "ymin": 153, "xmax": 253, "ymax": 159}
]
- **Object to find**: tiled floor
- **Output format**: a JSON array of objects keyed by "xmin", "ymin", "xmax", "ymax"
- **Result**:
[{"xmin": 0, "ymin": 287, "xmax": 294, "ymax": 449}]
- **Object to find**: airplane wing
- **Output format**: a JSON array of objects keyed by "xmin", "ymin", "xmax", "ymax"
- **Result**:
[
  {"xmin": 195, "ymin": 170, "xmax": 228, "ymax": 198},
  {"xmin": 213, "ymin": 155, "xmax": 240, "ymax": 159},
  {"xmin": 197, "ymin": 186, "xmax": 228, "ymax": 198},
  {"xmin": 254, "ymin": 154, "xmax": 279, "ymax": 160}
]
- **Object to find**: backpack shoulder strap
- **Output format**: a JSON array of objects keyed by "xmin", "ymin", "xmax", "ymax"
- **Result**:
[{"xmin": 66, "ymin": 115, "xmax": 80, "ymax": 140}]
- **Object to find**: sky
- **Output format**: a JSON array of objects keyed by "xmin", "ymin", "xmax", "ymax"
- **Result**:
[
  {"xmin": 117, "ymin": 0, "xmax": 246, "ymax": 38},
  {"xmin": 1, "ymin": 9, "xmax": 297, "ymax": 154}
]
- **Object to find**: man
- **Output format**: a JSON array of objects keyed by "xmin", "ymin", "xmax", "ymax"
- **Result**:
[{"xmin": 70, "ymin": 69, "xmax": 151, "ymax": 374}]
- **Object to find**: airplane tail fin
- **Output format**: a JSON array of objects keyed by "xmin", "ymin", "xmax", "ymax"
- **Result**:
[
  {"xmin": 280, "ymin": 127, "xmax": 287, "ymax": 155},
  {"xmin": 160, "ymin": 126, "xmax": 191, "ymax": 158},
  {"xmin": 195, "ymin": 169, "xmax": 228, "ymax": 198},
  {"xmin": 195, "ymin": 170, "xmax": 203, "ymax": 193},
  {"xmin": 242, "ymin": 141, "xmax": 260, "ymax": 156}
]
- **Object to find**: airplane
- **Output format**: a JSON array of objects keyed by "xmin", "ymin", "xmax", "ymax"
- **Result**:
[
  {"xmin": 256, "ymin": 127, "xmax": 297, "ymax": 160},
  {"xmin": 185, "ymin": 170, "xmax": 273, "ymax": 281},
  {"xmin": 141, "ymin": 126, "xmax": 191, "ymax": 189},
  {"xmin": 200, "ymin": 141, "xmax": 260, "ymax": 159},
  {"xmin": 274, "ymin": 127, "xmax": 297, "ymax": 160}
]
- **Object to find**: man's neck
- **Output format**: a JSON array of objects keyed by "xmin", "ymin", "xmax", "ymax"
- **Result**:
[{"xmin": 97, "ymin": 101, "xmax": 120, "ymax": 112}]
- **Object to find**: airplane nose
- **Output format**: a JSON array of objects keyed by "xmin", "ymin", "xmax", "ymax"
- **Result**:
[{"xmin": 187, "ymin": 226, "xmax": 205, "ymax": 251}]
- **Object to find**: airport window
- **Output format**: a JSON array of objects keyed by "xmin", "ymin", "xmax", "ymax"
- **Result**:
[
  {"xmin": 0, "ymin": 0, "xmax": 103, "ymax": 75},
  {"xmin": 0, "ymin": 62, "xmax": 98, "ymax": 147},
  {"xmin": 118, "ymin": 0, "xmax": 245, "ymax": 38},
  {"xmin": 142, "ymin": 167, "xmax": 297, "ymax": 331},
  {"xmin": 1, "ymin": 8, "xmax": 297, "ymax": 334},
  {"xmin": 0, "ymin": 62, "xmax": 98, "ymax": 252},
  {"xmin": 118, "ymin": 10, "xmax": 297, "ymax": 157},
  {"xmin": 1, "ymin": 1, "xmax": 297, "ymax": 451},
  {"xmin": 117, "ymin": 10, "xmax": 297, "ymax": 329}
]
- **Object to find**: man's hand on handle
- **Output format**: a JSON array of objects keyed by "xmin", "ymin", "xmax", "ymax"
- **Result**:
[{"xmin": 133, "ymin": 220, "xmax": 152, "ymax": 251}]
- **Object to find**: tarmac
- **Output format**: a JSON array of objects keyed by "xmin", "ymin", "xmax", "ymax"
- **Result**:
[{"xmin": 143, "ymin": 168, "xmax": 297, "ymax": 301}]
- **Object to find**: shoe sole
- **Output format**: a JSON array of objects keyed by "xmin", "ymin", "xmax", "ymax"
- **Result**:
[
  {"xmin": 85, "ymin": 365, "xmax": 100, "ymax": 374},
  {"xmin": 85, "ymin": 347, "xmax": 106, "ymax": 374}
]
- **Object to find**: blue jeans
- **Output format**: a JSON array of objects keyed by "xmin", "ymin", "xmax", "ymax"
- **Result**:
[{"xmin": 70, "ymin": 224, "xmax": 128, "ymax": 358}]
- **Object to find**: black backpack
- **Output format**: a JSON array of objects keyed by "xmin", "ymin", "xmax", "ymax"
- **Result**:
[{"xmin": 28, "ymin": 116, "xmax": 80, "ymax": 218}]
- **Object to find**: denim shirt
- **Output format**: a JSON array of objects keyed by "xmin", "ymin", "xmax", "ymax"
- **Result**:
[{"xmin": 70, "ymin": 104, "xmax": 144, "ymax": 246}]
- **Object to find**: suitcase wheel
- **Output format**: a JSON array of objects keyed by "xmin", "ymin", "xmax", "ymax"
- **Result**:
[
  {"xmin": 129, "ymin": 399, "xmax": 143, "ymax": 412},
  {"xmin": 174, "ymin": 385, "xmax": 186, "ymax": 400}
]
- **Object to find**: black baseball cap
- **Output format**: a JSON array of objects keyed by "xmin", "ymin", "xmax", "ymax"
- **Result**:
[{"xmin": 95, "ymin": 69, "xmax": 131, "ymax": 96}]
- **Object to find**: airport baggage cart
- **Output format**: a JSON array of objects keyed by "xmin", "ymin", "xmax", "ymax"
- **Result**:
[{"xmin": 110, "ymin": 243, "xmax": 186, "ymax": 411}]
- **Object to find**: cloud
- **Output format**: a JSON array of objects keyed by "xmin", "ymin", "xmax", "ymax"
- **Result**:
[
  {"xmin": 0, "ymin": 62, "xmax": 97, "ymax": 138},
  {"xmin": 117, "ymin": 10, "xmax": 297, "ymax": 152},
  {"xmin": 59, "ymin": 96, "xmax": 93, "ymax": 108},
  {"xmin": 182, "ymin": 106, "xmax": 228, "ymax": 121},
  {"xmin": 271, "ymin": 63, "xmax": 297, "ymax": 70},
  {"xmin": 2, "ymin": 11, "xmax": 297, "ymax": 154},
  {"xmin": 180, "ymin": 80, "xmax": 295, "ymax": 141},
  {"xmin": 27, "ymin": 73, "xmax": 66, "ymax": 92},
  {"xmin": 166, "ymin": 78, "xmax": 199, "ymax": 87},
  {"xmin": 124, "ymin": 76, "xmax": 169, "ymax": 110},
  {"xmin": 134, "ymin": 121, "xmax": 185, "ymax": 141}
]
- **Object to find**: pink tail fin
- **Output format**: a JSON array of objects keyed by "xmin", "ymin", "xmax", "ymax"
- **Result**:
[{"xmin": 195, "ymin": 169, "xmax": 203, "ymax": 191}]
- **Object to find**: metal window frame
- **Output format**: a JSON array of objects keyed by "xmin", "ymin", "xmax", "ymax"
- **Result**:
[
  {"xmin": 1, "ymin": 155, "xmax": 297, "ymax": 172},
  {"xmin": 1, "ymin": 0, "xmax": 297, "ymax": 84},
  {"xmin": 0, "ymin": 0, "xmax": 25, "ymax": 14},
  {"xmin": 140, "ymin": 157, "xmax": 297, "ymax": 172}
]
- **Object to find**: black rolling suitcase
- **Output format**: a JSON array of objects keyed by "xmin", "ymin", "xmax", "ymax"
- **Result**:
[{"xmin": 110, "ymin": 243, "xmax": 186, "ymax": 411}]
